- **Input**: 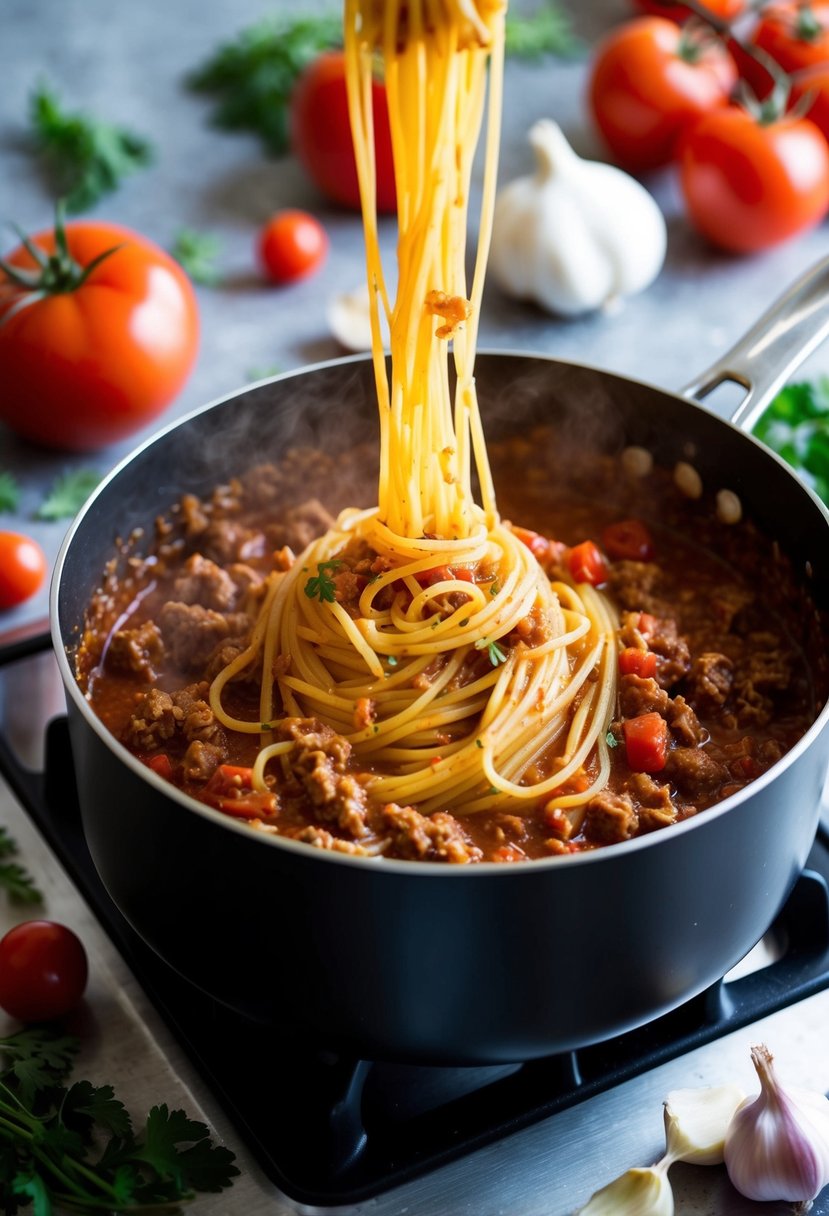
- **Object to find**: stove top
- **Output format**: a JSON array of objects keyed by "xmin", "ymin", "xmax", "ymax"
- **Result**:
[{"xmin": 3, "ymin": 636, "xmax": 829, "ymax": 1210}]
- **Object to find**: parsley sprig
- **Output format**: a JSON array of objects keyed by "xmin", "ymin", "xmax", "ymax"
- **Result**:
[
  {"xmin": 0, "ymin": 1026, "xmax": 238, "ymax": 1213},
  {"xmin": 505, "ymin": 3, "xmax": 581, "ymax": 59},
  {"xmin": 36, "ymin": 470, "xmax": 102, "ymax": 521},
  {"xmin": 0, "ymin": 827, "xmax": 43, "ymax": 907},
  {"xmin": 171, "ymin": 229, "xmax": 222, "ymax": 287},
  {"xmin": 0, "ymin": 474, "xmax": 21, "ymax": 515},
  {"xmin": 754, "ymin": 378, "xmax": 829, "ymax": 504},
  {"xmin": 476, "ymin": 637, "xmax": 509, "ymax": 667},
  {"xmin": 304, "ymin": 560, "xmax": 342, "ymax": 602}
]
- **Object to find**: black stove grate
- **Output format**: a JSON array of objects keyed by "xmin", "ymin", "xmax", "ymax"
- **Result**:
[{"xmin": 2, "ymin": 641, "xmax": 829, "ymax": 1207}]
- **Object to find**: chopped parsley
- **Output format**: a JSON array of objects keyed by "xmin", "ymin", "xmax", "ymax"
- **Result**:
[
  {"xmin": 504, "ymin": 2, "xmax": 581, "ymax": 60},
  {"xmin": 475, "ymin": 738, "xmax": 484, "ymax": 749},
  {"xmin": 387, "ymin": 656, "xmax": 399, "ymax": 667},
  {"xmin": 754, "ymin": 377, "xmax": 829, "ymax": 503},
  {"xmin": 478, "ymin": 638, "xmax": 508, "ymax": 667},
  {"xmin": 605, "ymin": 730, "xmax": 619, "ymax": 749},
  {"xmin": 171, "ymin": 227, "xmax": 222, "ymax": 286},
  {"xmin": 489, "ymin": 580, "xmax": 501, "ymax": 597},
  {"xmin": 36, "ymin": 469, "xmax": 102, "ymax": 520},
  {"xmin": 0, "ymin": 826, "xmax": 43, "ymax": 906},
  {"xmin": 303, "ymin": 559, "xmax": 342, "ymax": 602},
  {"xmin": 0, "ymin": 472, "xmax": 21, "ymax": 514}
]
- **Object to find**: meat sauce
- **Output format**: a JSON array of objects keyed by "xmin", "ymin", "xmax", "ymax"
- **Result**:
[{"xmin": 76, "ymin": 435, "xmax": 824, "ymax": 864}]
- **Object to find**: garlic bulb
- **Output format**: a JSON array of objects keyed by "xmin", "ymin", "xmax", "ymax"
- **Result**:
[
  {"xmin": 577, "ymin": 1164, "xmax": 673, "ymax": 1216},
  {"xmin": 724, "ymin": 1043, "xmax": 829, "ymax": 1210},
  {"xmin": 663, "ymin": 1084, "xmax": 745, "ymax": 1166},
  {"xmin": 326, "ymin": 283, "xmax": 389, "ymax": 352},
  {"xmin": 489, "ymin": 120, "xmax": 666, "ymax": 317}
]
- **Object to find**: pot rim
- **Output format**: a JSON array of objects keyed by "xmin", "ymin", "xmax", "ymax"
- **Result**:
[{"xmin": 50, "ymin": 349, "xmax": 829, "ymax": 877}]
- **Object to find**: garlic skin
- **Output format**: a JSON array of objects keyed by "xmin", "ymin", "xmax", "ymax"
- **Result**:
[
  {"xmin": 724, "ymin": 1043, "xmax": 829, "ymax": 1209},
  {"xmin": 489, "ymin": 120, "xmax": 666, "ymax": 317},
  {"xmin": 577, "ymin": 1164, "xmax": 673, "ymax": 1216},
  {"xmin": 327, "ymin": 283, "xmax": 389, "ymax": 352},
  {"xmin": 664, "ymin": 1083, "xmax": 746, "ymax": 1166}
]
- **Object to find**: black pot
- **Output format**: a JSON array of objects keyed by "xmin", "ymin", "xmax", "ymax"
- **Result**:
[{"xmin": 52, "ymin": 261, "xmax": 829, "ymax": 1065}]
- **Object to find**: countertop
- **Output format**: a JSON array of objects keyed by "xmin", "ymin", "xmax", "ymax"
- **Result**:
[{"xmin": 3, "ymin": 2, "xmax": 829, "ymax": 1215}]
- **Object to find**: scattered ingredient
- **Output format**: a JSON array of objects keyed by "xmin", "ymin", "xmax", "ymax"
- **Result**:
[
  {"xmin": 0, "ymin": 473, "xmax": 21, "ymax": 514},
  {"xmin": 754, "ymin": 378, "xmax": 829, "ymax": 502},
  {"xmin": 567, "ymin": 540, "xmax": 609, "ymax": 586},
  {"xmin": 291, "ymin": 50, "xmax": 396, "ymax": 213},
  {"xmin": 578, "ymin": 1164, "xmax": 674, "ymax": 1215},
  {"xmin": 29, "ymin": 85, "xmax": 154, "ymax": 213},
  {"xmin": 0, "ymin": 920, "xmax": 87, "ymax": 1022},
  {"xmin": 0, "ymin": 1024, "xmax": 238, "ymax": 1211},
  {"xmin": 258, "ymin": 209, "xmax": 329, "ymax": 284},
  {"xmin": 0, "ymin": 206, "xmax": 199, "ymax": 451},
  {"xmin": 0, "ymin": 532, "xmax": 47, "ymax": 610},
  {"xmin": 304, "ymin": 559, "xmax": 342, "ymax": 602},
  {"xmin": 36, "ymin": 469, "xmax": 102, "ymax": 520},
  {"xmin": 587, "ymin": 16, "xmax": 737, "ymax": 173},
  {"xmin": 724, "ymin": 1043, "xmax": 829, "ymax": 1209},
  {"xmin": 503, "ymin": 1, "xmax": 581, "ymax": 58},
  {"xmin": 489, "ymin": 121, "xmax": 666, "ymax": 317},
  {"xmin": 187, "ymin": 14, "xmax": 342, "ymax": 155},
  {"xmin": 171, "ymin": 227, "xmax": 223, "ymax": 286},
  {"xmin": 327, "ymin": 282, "xmax": 389, "ymax": 351},
  {"xmin": 0, "ymin": 827, "xmax": 44, "ymax": 907}
]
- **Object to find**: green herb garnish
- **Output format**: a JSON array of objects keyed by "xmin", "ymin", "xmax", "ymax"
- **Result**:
[
  {"xmin": 187, "ymin": 14, "xmax": 342, "ymax": 155},
  {"xmin": 0, "ymin": 1026, "xmax": 238, "ymax": 1211},
  {"xmin": 486, "ymin": 640, "xmax": 508, "ymax": 667},
  {"xmin": 0, "ymin": 473, "xmax": 21, "ymax": 514},
  {"xmin": 475, "ymin": 738, "xmax": 484, "ymax": 749},
  {"xmin": 605, "ymin": 730, "xmax": 619, "ymax": 749},
  {"xmin": 754, "ymin": 378, "xmax": 829, "ymax": 504},
  {"xmin": 387, "ymin": 656, "xmax": 399, "ymax": 667},
  {"xmin": 504, "ymin": 2, "xmax": 581, "ymax": 60},
  {"xmin": 171, "ymin": 228, "xmax": 222, "ymax": 286},
  {"xmin": 489, "ymin": 580, "xmax": 501, "ymax": 597},
  {"xmin": 30, "ymin": 84, "xmax": 154, "ymax": 213},
  {"xmin": 0, "ymin": 826, "xmax": 43, "ymax": 906},
  {"xmin": 37, "ymin": 469, "xmax": 102, "ymax": 520},
  {"xmin": 303, "ymin": 559, "xmax": 342, "ymax": 602}
]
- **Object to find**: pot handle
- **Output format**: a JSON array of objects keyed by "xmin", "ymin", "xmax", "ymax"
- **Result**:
[{"xmin": 681, "ymin": 255, "xmax": 829, "ymax": 432}]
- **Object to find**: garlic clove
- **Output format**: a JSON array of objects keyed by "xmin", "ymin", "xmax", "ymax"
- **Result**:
[
  {"xmin": 327, "ymin": 283, "xmax": 389, "ymax": 352},
  {"xmin": 663, "ymin": 1083, "xmax": 746, "ymax": 1165},
  {"xmin": 577, "ymin": 1165, "xmax": 674, "ymax": 1216},
  {"xmin": 724, "ymin": 1043, "xmax": 829, "ymax": 1209}
]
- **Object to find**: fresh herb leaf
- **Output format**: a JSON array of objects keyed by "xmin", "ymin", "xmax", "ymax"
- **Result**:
[
  {"xmin": 304, "ymin": 559, "xmax": 342, "ymax": 602},
  {"xmin": 0, "ymin": 1027, "xmax": 78, "ymax": 1107},
  {"xmin": 29, "ymin": 84, "xmax": 154, "ymax": 213},
  {"xmin": 0, "ymin": 827, "xmax": 43, "ymax": 907},
  {"xmin": 187, "ymin": 14, "xmax": 342, "ymax": 155},
  {"xmin": 504, "ymin": 2, "xmax": 581, "ymax": 60},
  {"xmin": 37, "ymin": 469, "xmax": 101, "ymax": 520},
  {"xmin": 246, "ymin": 363, "xmax": 283, "ymax": 382},
  {"xmin": 489, "ymin": 580, "xmax": 500, "ymax": 597},
  {"xmin": 486, "ymin": 640, "xmax": 508, "ymax": 667},
  {"xmin": 0, "ymin": 473, "xmax": 21, "ymax": 514},
  {"xmin": 754, "ymin": 378, "xmax": 829, "ymax": 503},
  {"xmin": 605, "ymin": 730, "xmax": 618, "ymax": 749},
  {"xmin": 171, "ymin": 228, "xmax": 222, "ymax": 286}
]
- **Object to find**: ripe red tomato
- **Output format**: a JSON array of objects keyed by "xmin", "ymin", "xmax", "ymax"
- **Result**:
[
  {"xmin": 0, "ymin": 221, "xmax": 199, "ymax": 452},
  {"xmin": 0, "ymin": 920, "xmax": 88, "ymax": 1022},
  {"xmin": 588, "ymin": 17, "xmax": 737, "ymax": 173},
  {"xmin": 602, "ymin": 519, "xmax": 654, "ymax": 561},
  {"xmin": 0, "ymin": 532, "xmax": 47, "ymax": 610},
  {"xmin": 258, "ymin": 210, "xmax": 329, "ymax": 284},
  {"xmin": 749, "ymin": 2, "xmax": 829, "ymax": 74},
  {"xmin": 791, "ymin": 63, "xmax": 829, "ymax": 144},
  {"xmin": 678, "ymin": 105, "xmax": 829, "ymax": 251},
  {"xmin": 290, "ymin": 51, "xmax": 396, "ymax": 213},
  {"xmin": 567, "ymin": 541, "xmax": 609, "ymax": 586},
  {"xmin": 631, "ymin": 0, "xmax": 746, "ymax": 21}
]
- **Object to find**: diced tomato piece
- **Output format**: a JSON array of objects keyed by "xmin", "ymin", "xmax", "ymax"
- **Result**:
[
  {"xmin": 209, "ymin": 764, "xmax": 255, "ymax": 791},
  {"xmin": 415, "ymin": 564, "xmax": 474, "ymax": 587},
  {"xmin": 567, "ymin": 540, "xmax": 609, "ymax": 586},
  {"xmin": 215, "ymin": 792, "xmax": 278, "ymax": 820},
  {"xmin": 602, "ymin": 519, "xmax": 654, "ymax": 562},
  {"xmin": 637, "ymin": 612, "xmax": 657, "ymax": 638},
  {"xmin": 731, "ymin": 755, "xmax": 760, "ymax": 780},
  {"xmin": 143, "ymin": 753, "xmax": 173, "ymax": 780},
  {"xmin": 619, "ymin": 647, "xmax": 658, "ymax": 678},
  {"xmin": 512, "ymin": 526, "xmax": 566, "ymax": 569},
  {"xmin": 623, "ymin": 712, "xmax": 669, "ymax": 773},
  {"xmin": 491, "ymin": 843, "xmax": 526, "ymax": 862}
]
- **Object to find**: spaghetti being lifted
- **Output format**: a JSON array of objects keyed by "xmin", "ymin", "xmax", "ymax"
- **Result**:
[{"xmin": 209, "ymin": 0, "xmax": 620, "ymax": 820}]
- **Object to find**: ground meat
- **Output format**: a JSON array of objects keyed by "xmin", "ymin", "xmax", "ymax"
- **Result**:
[
  {"xmin": 686, "ymin": 653, "xmax": 734, "ymax": 710},
  {"xmin": 583, "ymin": 790, "xmax": 638, "ymax": 844},
  {"xmin": 181, "ymin": 740, "xmax": 225, "ymax": 782},
  {"xmin": 334, "ymin": 570, "xmax": 366, "ymax": 612},
  {"xmin": 227, "ymin": 563, "xmax": 264, "ymax": 601},
  {"xmin": 265, "ymin": 499, "xmax": 335, "ymax": 554},
  {"xmin": 608, "ymin": 561, "xmax": 663, "ymax": 613},
  {"xmin": 625, "ymin": 772, "xmax": 681, "ymax": 832},
  {"xmin": 667, "ymin": 696, "xmax": 706, "ymax": 746},
  {"xmin": 736, "ymin": 632, "xmax": 791, "ymax": 691},
  {"xmin": 170, "ymin": 683, "xmax": 226, "ymax": 746},
  {"xmin": 179, "ymin": 493, "xmax": 209, "ymax": 538},
  {"xmin": 293, "ymin": 827, "xmax": 376, "ymax": 857},
  {"xmin": 159, "ymin": 602, "xmax": 249, "ymax": 671},
  {"xmin": 105, "ymin": 621, "xmax": 164, "ymax": 681},
  {"xmin": 278, "ymin": 717, "xmax": 368, "ymax": 837},
  {"xmin": 123, "ymin": 688, "xmax": 178, "ymax": 750},
  {"xmin": 664, "ymin": 747, "xmax": 727, "ymax": 796},
  {"xmin": 200, "ymin": 520, "xmax": 260, "ymax": 565},
  {"xmin": 172, "ymin": 553, "xmax": 238, "ymax": 612},
  {"xmin": 619, "ymin": 675, "xmax": 669, "ymax": 719},
  {"xmin": 202, "ymin": 640, "xmax": 252, "ymax": 684},
  {"xmin": 648, "ymin": 618, "xmax": 691, "ymax": 688},
  {"xmin": 378, "ymin": 803, "xmax": 482, "ymax": 863}
]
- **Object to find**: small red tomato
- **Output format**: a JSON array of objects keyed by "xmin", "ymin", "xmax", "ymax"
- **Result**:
[
  {"xmin": 588, "ymin": 17, "xmax": 737, "ymax": 172},
  {"xmin": 0, "ymin": 532, "xmax": 47, "ymax": 610},
  {"xmin": 602, "ymin": 519, "xmax": 654, "ymax": 561},
  {"xmin": 750, "ymin": 2, "xmax": 829, "ymax": 74},
  {"xmin": 258, "ymin": 210, "xmax": 329, "ymax": 285},
  {"xmin": 623, "ymin": 712, "xmax": 669, "ymax": 772},
  {"xmin": 619, "ymin": 647, "xmax": 659, "ymax": 678},
  {"xmin": 567, "ymin": 540, "xmax": 609, "ymax": 586},
  {"xmin": 678, "ymin": 105, "xmax": 829, "ymax": 252},
  {"xmin": 0, "ymin": 920, "xmax": 88, "ymax": 1022},
  {"xmin": 631, "ymin": 0, "xmax": 746, "ymax": 20}
]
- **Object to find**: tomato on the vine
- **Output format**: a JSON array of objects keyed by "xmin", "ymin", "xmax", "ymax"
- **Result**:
[
  {"xmin": 0, "ymin": 920, "xmax": 88, "ymax": 1023},
  {"xmin": 258, "ymin": 210, "xmax": 329, "ymax": 284},
  {"xmin": 0, "ymin": 532, "xmax": 47, "ymax": 610},
  {"xmin": 791, "ymin": 63, "xmax": 829, "ymax": 144},
  {"xmin": 290, "ymin": 51, "xmax": 396, "ymax": 213},
  {"xmin": 749, "ymin": 2, "xmax": 829, "ymax": 74},
  {"xmin": 631, "ymin": 0, "xmax": 746, "ymax": 22},
  {"xmin": 0, "ymin": 214, "xmax": 199, "ymax": 452},
  {"xmin": 678, "ymin": 105, "xmax": 829, "ymax": 251},
  {"xmin": 588, "ymin": 17, "xmax": 737, "ymax": 172}
]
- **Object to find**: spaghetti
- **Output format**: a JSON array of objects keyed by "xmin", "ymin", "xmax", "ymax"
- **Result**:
[{"xmin": 209, "ymin": 0, "xmax": 619, "ymax": 819}]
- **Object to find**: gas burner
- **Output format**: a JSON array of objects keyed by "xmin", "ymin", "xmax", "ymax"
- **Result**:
[{"xmin": 2, "ymin": 641, "xmax": 829, "ymax": 1207}]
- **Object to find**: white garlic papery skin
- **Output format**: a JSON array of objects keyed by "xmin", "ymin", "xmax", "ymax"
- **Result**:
[
  {"xmin": 663, "ymin": 1083, "xmax": 746, "ymax": 1166},
  {"xmin": 724, "ymin": 1043, "xmax": 829, "ymax": 1209},
  {"xmin": 489, "ymin": 120, "xmax": 667, "ymax": 317},
  {"xmin": 577, "ymin": 1164, "xmax": 674, "ymax": 1216}
]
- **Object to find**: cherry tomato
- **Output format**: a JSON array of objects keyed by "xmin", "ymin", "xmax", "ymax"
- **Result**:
[
  {"xmin": 258, "ymin": 210, "xmax": 329, "ymax": 285},
  {"xmin": 0, "ymin": 220, "xmax": 199, "ymax": 452},
  {"xmin": 678, "ymin": 105, "xmax": 829, "ymax": 251},
  {"xmin": 602, "ymin": 519, "xmax": 655, "ymax": 561},
  {"xmin": 567, "ymin": 541, "xmax": 609, "ymax": 586},
  {"xmin": 631, "ymin": 0, "xmax": 746, "ymax": 21},
  {"xmin": 290, "ymin": 51, "xmax": 396, "ymax": 213},
  {"xmin": 0, "ymin": 920, "xmax": 88, "ymax": 1022},
  {"xmin": 588, "ymin": 17, "xmax": 737, "ymax": 173},
  {"xmin": 0, "ymin": 532, "xmax": 47, "ymax": 610},
  {"xmin": 749, "ymin": 2, "xmax": 829, "ymax": 75}
]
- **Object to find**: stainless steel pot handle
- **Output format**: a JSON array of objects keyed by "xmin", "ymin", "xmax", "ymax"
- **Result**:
[{"xmin": 681, "ymin": 255, "xmax": 829, "ymax": 432}]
